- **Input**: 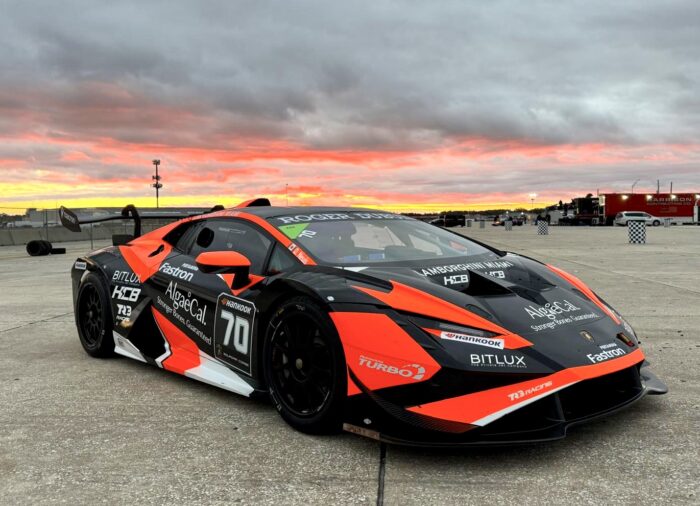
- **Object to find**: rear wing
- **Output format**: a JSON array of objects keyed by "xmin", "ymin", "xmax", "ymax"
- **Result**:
[
  {"xmin": 59, "ymin": 204, "xmax": 221, "ymax": 245},
  {"xmin": 59, "ymin": 198, "xmax": 270, "ymax": 244}
]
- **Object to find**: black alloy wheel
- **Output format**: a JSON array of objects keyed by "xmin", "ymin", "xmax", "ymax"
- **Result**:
[
  {"xmin": 76, "ymin": 272, "xmax": 115, "ymax": 357},
  {"xmin": 264, "ymin": 297, "xmax": 346, "ymax": 434}
]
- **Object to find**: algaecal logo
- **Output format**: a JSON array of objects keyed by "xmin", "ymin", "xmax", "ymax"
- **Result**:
[
  {"xmin": 524, "ymin": 300, "xmax": 581, "ymax": 321},
  {"xmin": 358, "ymin": 355, "xmax": 425, "ymax": 380}
]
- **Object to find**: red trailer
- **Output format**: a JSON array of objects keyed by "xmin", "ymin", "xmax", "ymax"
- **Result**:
[{"xmin": 599, "ymin": 193, "xmax": 700, "ymax": 225}]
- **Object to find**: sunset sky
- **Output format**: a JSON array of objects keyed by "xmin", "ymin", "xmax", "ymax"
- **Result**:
[{"xmin": 1, "ymin": 1, "xmax": 699, "ymax": 213}]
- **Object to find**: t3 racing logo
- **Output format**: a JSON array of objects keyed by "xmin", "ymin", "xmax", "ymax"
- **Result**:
[
  {"xmin": 507, "ymin": 380, "xmax": 553, "ymax": 401},
  {"xmin": 358, "ymin": 355, "xmax": 425, "ymax": 380}
]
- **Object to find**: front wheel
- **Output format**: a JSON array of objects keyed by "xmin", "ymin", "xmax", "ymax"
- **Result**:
[
  {"xmin": 263, "ymin": 296, "xmax": 347, "ymax": 434},
  {"xmin": 652, "ymin": 220, "xmax": 661, "ymax": 226}
]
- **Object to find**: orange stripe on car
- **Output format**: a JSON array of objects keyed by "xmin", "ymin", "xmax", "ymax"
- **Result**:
[
  {"xmin": 119, "ymin": 240, "xmax": 172, "ymax": 283},
  {"xmin": 152, "ymin": 307, "xmax": 202, "ymax": 375},
  {"xmin": 353, "ymin": 281, "xmax": 532, "ymax": 348},
  {"xmin": 407, "ymin": 348, "xmax": 645, "ymax": 426},
  {"xmin": 330, "ymin": 312, "xmax": 441, "ymax": 390},
  {"xmin": 547, "ymin": 264, "xmax": 620, "ymax": 324}
]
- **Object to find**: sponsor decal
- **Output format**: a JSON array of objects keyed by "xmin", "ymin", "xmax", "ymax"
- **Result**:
[
  {"xmin": 159, "ymin": 262, "xmax": 194, "ymax": 282},
  {"xmin": 443, "ymin": 273, "xmax": 469, "ymax": 285},
  {"xmin": 74, "ymin": 261, "xmax": 87, "ymax": 271},
  {"xmin": 486, "ymin": 270, "xmax": 506, "ymax": 279},
  {"xmin": 587, "ymin": 343, "xmax": 626, "ymax": 363},
  {"xmin": 164, "ymin": 281, "xmax": 207, "ymax": 326},
  {"xmin": 214, "ymin": 294, "xmax": 256, "ymax": 375},
  {"xmin": 280, "ymin": 223, "xmax": 308, "ymax": 239},
  {"xmin": 116, "ymin": 303, "xmax": 132, "ymax": 322},
  {"xmin": 275, "ymin": 212, "xmax": 411, "ymax": 225},
  {"xmin": 181, "ymin": 262, "xmax": 199, "ymax": 271},
  {"xmin": 525, "ymin": 299, "xmax": 600, "ymax": 332},
  {"xmin": 439, "ymin": 331, "xmax": 505, "ymax": 350},
  {"xmin": 358, "ymin": 355, "xmax": 425, "ymax": 380},
  {"xmin": 287, "ymin": 243, "xmax": 311, "ymax": 264},
  {"xmin": 508, "ymin": 380, "xmax": 553, "ymax": 401},
  {"xmin": 525, "ymin": 300, "xmax": 581, "ymax": 320},
  {"xmin": 59, "ymin": 207, "xmax": 78, "ymax": 226},
  {"xmin": 469, "ymin": 353, "xmax": 527, "ymax": 368},
  {"xmin": 417, "ymin": 260, "xmax": 514, "ymax": 278},
  {"xmin": 220, "ymin": 296, "xmax": 253, "ymax": 314},
  {"xmin": 112, "ymin": 285, "xmax": 141, "ymax": 302},
  {"xmin": 112, "ymin": 270, "xmax": 140, "ymax": 285}
]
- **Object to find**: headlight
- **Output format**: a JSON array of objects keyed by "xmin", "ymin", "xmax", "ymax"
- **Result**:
[{"xmin": 408, "ymin": 315, "xmax": 499, "ymax": 341}]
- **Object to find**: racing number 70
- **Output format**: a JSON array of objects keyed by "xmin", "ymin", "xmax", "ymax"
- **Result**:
[{"xmin": 220, "ymin": 310, "xmax": 250, "ymax": 355}]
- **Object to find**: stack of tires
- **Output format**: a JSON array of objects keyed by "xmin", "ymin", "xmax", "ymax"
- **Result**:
[{"xmin": 26, "ymin": 240, "xmax": 66, "ymax": 256}]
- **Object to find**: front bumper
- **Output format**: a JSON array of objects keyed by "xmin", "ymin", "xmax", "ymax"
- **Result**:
[{"xmin": 343, "ymin": 361, "xmax": 667, "ymax": 447}]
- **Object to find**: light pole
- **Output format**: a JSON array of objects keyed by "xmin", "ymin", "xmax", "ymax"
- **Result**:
[
  {"xmin": 152, "ymin": 159, "xmax": 163, "ymax": 208},
  {"xmin": 631, "ymin": 179, "xmax": 640, "ymax": 194},
  {"xmin": 529, "ymin": 193, "xmax": 537, "ymax": 209}
]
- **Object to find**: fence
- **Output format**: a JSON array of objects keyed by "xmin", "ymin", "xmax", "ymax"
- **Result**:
[{"xmin": 0, "ymin": 207, "xmax": 179, "ymax": 247}]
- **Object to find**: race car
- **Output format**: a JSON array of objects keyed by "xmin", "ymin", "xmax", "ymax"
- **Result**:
[{"xmin": 62, "ymin": 199, "xmax": 667, "ymax": 446}]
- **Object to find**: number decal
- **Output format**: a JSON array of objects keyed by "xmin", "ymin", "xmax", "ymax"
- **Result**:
[
  {"xmin": 220, "ymin": 309, "xmax": 250, "ymax": 354},
  {"xmin": 214, "ymin": 294, "xmax": 256, "ymax": 375}
]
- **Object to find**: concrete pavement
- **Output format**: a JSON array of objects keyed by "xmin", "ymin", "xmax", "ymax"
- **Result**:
[{"xmin": 0, "ymin": 226, "xmax": 698, "ymax": 505}]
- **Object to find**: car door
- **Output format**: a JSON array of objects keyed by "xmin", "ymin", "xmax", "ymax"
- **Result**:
[{"xmin": 149, "ymin": 218, "xmax": 274, "ymax": 376}]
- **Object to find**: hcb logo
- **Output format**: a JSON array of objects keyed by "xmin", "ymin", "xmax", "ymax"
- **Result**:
[{"xmin": 112, "ymin": 286, "xmax": 140, "ymax": 302}]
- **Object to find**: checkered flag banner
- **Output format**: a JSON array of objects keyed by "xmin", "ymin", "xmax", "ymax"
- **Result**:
[
  {"xmin": 479, "ymin": 220, "xmax": 485, "ymax": 229},
  {"xmin": 628, "ymin": 220, "xmax": 646, "ymax": 244},
  {"xmin": 537, "ymin": 221, "xmax": 549, "ymax": 235},
  {"xmin": 505, "ymin": 221, "xmax": 513, "ymax": 231}
]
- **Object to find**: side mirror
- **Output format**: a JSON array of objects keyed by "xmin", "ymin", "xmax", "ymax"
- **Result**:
[{"xmin": 196, "ymin": 251, "xmax": 251, "ymax": 289}]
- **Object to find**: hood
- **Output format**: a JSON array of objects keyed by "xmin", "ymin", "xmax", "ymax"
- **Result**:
[{"xmin": 337, "ymin": 254, "xmax": 634, "ymax": 372}]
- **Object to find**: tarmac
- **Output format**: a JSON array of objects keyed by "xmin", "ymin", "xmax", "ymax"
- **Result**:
[{"xmin": 0, "ymin": 224, "xmax": 698, "ymax": 505}]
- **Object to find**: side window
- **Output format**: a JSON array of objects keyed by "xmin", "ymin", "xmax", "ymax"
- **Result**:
[
  {"xmin": 189, "ymin": 220, "xmax": 273, "ymax": 275},
  {"xmin": 164, "ymin": 220, "xmax": 202, "ymax": 252},
  {"xmin": 267, "ymin": 243, "xmax": 299, "ymax": 274},
  {"xmin": 174, "ymin": 222, "xmax": 202, "ymax": 252}
]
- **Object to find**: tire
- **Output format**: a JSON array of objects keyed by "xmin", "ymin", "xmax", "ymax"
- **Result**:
[
  {"xmin": 652, "ymin": 220, "xmax": 660, "ymax": 226},
  {"xmin": 263, "ymin": 296, "xmax": 346, "ymax": 434},
  {"xmin": 26, "ymin": 240, "xmax": 51, "ymax": 256},
  {"xmin": 75, "ymin": 272, "xmax": 115, "ymax": 358}
]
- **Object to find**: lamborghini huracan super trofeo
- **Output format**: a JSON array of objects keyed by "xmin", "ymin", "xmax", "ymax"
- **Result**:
[{"xmin": 62, "ymin": 199, "xmax": 667, "ymax": 446}]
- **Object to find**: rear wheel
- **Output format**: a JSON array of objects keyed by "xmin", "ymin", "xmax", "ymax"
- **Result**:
[
  {"xmin": 263, "ymin": 296, "xmax": 346, "ymax": 434},
  {"xmin": 75, "ymin": 272, "xmax": 115, "ymax": 358}
]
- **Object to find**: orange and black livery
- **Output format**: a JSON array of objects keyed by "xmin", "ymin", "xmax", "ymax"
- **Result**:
[{"xmin": 63, "ymin": 199, "xmax": 666, "ymax": 446}]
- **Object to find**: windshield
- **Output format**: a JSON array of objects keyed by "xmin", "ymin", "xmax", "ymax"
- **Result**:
[{"xmin": 269, "ymin": 212, "xmax": 498, "ymax": 265}]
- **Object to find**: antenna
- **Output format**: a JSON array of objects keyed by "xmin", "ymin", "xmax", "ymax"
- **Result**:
[{"xmin": 152, "ymin": 159, "xmax": 163, "ymax": 208}]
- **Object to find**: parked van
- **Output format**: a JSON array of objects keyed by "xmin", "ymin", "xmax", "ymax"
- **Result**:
[{"xmin": 614, "ymin": 211, "xmax": 662, "ymax": 227}]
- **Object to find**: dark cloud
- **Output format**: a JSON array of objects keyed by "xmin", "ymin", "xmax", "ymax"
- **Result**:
[
  {"xmin": 0, "ymin": 0, "xmax": 699, "ymax": 205},
  {"xmin": 1, "ymin": 0, "xmax": 697, "ymax": 149}
]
